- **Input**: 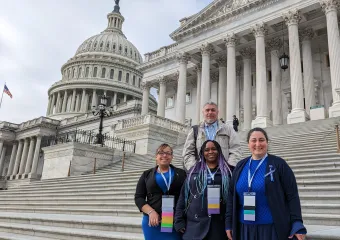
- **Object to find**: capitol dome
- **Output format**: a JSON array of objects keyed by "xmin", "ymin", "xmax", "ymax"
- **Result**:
[{"xmin": 46, "ymin": 1, "xmax": 156, "ymax": 120}]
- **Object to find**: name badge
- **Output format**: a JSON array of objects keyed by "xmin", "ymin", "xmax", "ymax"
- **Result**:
[
  {"xmin": 207, "ymin": 185, "xmax": 220, "ymax": 214},
  {"xmin": 243, "ymin": 192, "xmax": 256, "ymax": 221},
  {"xmin": 161, "ymin": 195, "xmax": 174, "ymax": 233}
]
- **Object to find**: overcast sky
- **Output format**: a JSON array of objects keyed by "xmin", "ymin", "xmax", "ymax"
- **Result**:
[{"xmin": 0, "ymin": 0, "xmax": 213, "ymax": 123}]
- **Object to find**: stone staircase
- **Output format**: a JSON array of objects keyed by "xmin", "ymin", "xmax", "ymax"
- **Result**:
[{"xmin": 0, "ymin": 118, "xmax": 339, "ymax": 239}]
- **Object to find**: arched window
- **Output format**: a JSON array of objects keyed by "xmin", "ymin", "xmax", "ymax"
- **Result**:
[
  {"xmin": 101, "ymin": 68, "xmax": 106, "ymax": 78},
  {"xmin": 125, "ymin": 47, "xmax": 128, "ymax": 55},
  {"xmin": 133, "ymin": 75, "xmax": 136, "ymax": 85},
  {"xmin": 72, "ymin": 68, "xmax": 76, "ymax": 78},
  {"xmin": 64, "ymin": 70, "xmax": 67, "ymax": 78},
  {"xmin": 118, "ymin": 71, "xmax": 122, "ymax": 81},
  {"xmin": 130, "ymin": 49, "xmax": 132, "ymax": 56},
  {"xmin": 68, "ymin": 69, "xmax": 71, "ymax": 79},
  {"xmin": 110, "ymin": 69, "xmax": 114, "ymax": 79},
  {"xmin": 113, "ymin": 43, "xmax": 116, "ymax": 51},
  {"xmin": 119, "ymin": 45, "xmax": 122, "ymax": 52},
  {"xmin": 135, "ymin": 52, "xmax": 137, "ymax": 59},
  {"xmin": 78, "ymin": 67, "xmax": 82, "ymax": 78},
  {"xmin": 85, "ymin": 67, "xmax": 89, "ymax": 78},
  {"xmin": 100, "ymin": 42, "xmax": 104, "ymax": 48},
  {"xmin": 126, "ymin": 73, "xmax": 130, "ymax": 83},
  {"xmin": 138, "ymin": 78, "xmax": 141, "ymax": 87},
  {"xmin": 106, "ymin": 43, "xmax": 110, "ymax": 49},
  {"xmin": 93, "ymin": 67, "xmax": 98, "ymax": 78},
  {"xmin": 94, "ymin": 42, "xmax": 97, "ymax": 49}
]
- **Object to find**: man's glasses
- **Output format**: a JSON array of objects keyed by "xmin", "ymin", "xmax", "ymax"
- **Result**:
[{"xmin": 157, "ymin": 152, "xmax": 172, "ymax": 156}]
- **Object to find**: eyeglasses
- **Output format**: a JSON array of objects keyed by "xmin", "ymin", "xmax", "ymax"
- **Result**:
[{"xmin": 157, "ymin": 152, "xmax": 172, "ymax": 156}]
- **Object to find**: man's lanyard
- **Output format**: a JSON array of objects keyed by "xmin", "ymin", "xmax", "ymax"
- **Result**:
[
  {"xmin": 207, "ymin": 166, "xmax": 219, "ymax": 181},
  {"xmin": 247, "ymin": 154, "xmax": 268, "ymax": 192},
  {"xmin": 158, "ymin": 167, "xmax": 172, "ymax": 192}
]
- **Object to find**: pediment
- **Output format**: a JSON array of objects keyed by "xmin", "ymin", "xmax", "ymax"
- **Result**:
[{"xmin": 170, "ymin": 0, "xmax": 272, "ymax": 41}]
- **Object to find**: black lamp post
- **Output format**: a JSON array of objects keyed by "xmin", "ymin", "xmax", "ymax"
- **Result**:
[
  {"xmin": 92, "ymin": 95, "xmax": 113, "ymax": 146},
  {"xmin": 279, "ymin": 21, "xmax": 289, "ymax": 71}
]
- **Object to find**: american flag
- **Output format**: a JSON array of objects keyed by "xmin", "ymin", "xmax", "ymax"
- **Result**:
[{"xmin": 3, "ymin": 84, "xmax": 12, "ymax": 98}]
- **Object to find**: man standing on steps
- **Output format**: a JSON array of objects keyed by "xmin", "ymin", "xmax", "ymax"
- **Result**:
[{"xmin": 182, "ymin": 101, "xmax": 242, "ymax": 171}]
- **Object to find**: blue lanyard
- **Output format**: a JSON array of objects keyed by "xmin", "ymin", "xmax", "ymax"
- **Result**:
[
  {"xmin": 207, "ymin": 166, "xmax": 219, "ymax": 181},
  {"xmin": 158, "ymin": 167, "xmax": 172, "ymax": 192},
  {"xmin": 205, "ymin": 122, "xmax": 217, "ymax": 140},
  {"xmin": 247, "ymin": 154, "xmax": 268, "ymax": 192}
]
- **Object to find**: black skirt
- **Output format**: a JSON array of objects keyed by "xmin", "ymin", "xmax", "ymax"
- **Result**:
[{"xmin": 240, "ymin": 223, "xmax": 278, "ymax": 240}]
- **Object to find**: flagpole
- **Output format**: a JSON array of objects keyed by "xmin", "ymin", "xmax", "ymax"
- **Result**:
[{"xmin": 0, "ymin": 83, "xmax": 4, "ymax": 109}]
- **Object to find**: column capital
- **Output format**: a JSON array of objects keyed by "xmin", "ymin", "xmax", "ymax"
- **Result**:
[
  {"xmin": 251, "ymin": 23, "xmax": 268, "ymax": 38},
  {"xmin": 283, "ymin": 9, "xmax": 301, "ymax": 26},
  {"xmin": 299, "ymin": 28, "xmax": 315, "ymax": 41},
  {"xmin": 224, "ymin": 34, "xmax": 238, "ymax": 47},
  {"xmin": 141, "ymin": 82, "xmax": 151, "ymax": 90},
  {"xmin": 157, "ymin": 76, "xmax": 169, "ymax": 85},
  {"xmin": 320, "ymin": 0, "xmax": 340, "ymax": 13},
  {"xmin": 216, "ymin": 56, "xmax": 228, "ymax": 67},
  {"xmin": 266, "ymin": 37, "xmax": 283, "ymax": 51},
  {"xmin": 239, "ymin": 47, "xmax": 255, "ymax": 59},
  {"xmin": 200, "ymin": 43, "xmax": 215, "ymax": 56},
  {"xmin": 177, "ymin": 52, "xmax": 191, "ymax": 64}
]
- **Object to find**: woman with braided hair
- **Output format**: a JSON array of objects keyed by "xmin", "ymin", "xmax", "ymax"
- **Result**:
[{"xmin": 174, "ymin": 140, "xmax": 232, "ymax": 240}]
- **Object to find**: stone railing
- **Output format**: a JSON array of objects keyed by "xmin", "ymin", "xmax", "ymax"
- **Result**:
[
  {"xmin": 116, "ymin": 114, "xmax": 190, "ymax": 133},
  {"xmin": 0, "ymin": 122, "xmax": 19, "ymax": 130},
  {"xmin": 144, "ymin": 43, "xmax": 178, "ymax": 62},
  {"xmin": 18, "ymin": 117, "xmax": 60, "ymax": 130}
]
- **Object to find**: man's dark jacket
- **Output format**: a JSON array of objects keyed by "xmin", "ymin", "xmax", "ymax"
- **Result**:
[
  {"xmin": 225, "ymin": 154, "xmax": 305, "ymax": 240},
  {"xmin": 134, "ymin": 165, "xmax": 186, "ymax": 215}
]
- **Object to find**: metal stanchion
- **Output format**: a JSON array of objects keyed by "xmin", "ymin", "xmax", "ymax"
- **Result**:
[
  {"xmin": 68, "ymin": 161, "xmax": 71, "ymax": 177},
  {"xmin": 93, "ymin": 158, "xmax": 97, "ymax": 174},
  {"xmin": 336, "ymin": 125, "xmax": 340, "ymax": 153}
]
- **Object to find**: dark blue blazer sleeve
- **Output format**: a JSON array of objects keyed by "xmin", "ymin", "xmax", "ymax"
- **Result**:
[{"xmin": 174, "ymin": 183, "xmax": 187, "ymax": 232}]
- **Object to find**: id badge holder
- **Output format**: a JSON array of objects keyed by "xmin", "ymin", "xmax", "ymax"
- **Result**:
[
  {"xmin": 207, "ymin": 185, "xmax": 220, "ymax": 214},
  {"xmin": 243, "ymin": 192, "xmax": 256, "ymax": 221},
  {"xmin": 161, "ymin": 195, "xmax": 174, "ymax": 233}
]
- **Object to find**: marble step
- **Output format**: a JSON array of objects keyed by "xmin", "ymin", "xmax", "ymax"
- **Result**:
[
  {"xmin": 0, "ymin": 212, "xmax": 142, "ymax": 234},
  {"xmin": 303, "ymin": 213, "xmax": 340, "ymax": 226},
  {"xmin": 0, "ymin": 222, "xmax": 144, "ymax": 240},
  {"xmin": 0, "ymin": 232, "xmax": 56, "ymax": 240},
  {"xmin": 302, "ymin": 203, "xmax": 340, "ymax": 214},
  {"xmin": 306, "ymin": 225, "xmax": 340, "ymax": 240},
  {"xmin": 299, "ymin": 185, "xmax": 340, "ymax": 194},
  {"xmin": 296, "ymin": 172, "xmax": 340, "ymax": 180},
  {"xmin": 0, "ymin": 206, "xmax": 141, "ymax": 217},
  {"xmin": 300, "ymin": 195, "xmax": 340, "ymax": 203},
  {"xmin": 290, "ymin": 159, "xmax": 340, "ymax": 169},
  {"xmin": 294, "ymin": 166, "xmax": 340, "ymax": 174}
]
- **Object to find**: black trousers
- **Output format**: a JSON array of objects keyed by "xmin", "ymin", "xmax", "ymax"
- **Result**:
[{"xmin": 233, "ymin": 125, "xmax": 238, "ymax": 132}]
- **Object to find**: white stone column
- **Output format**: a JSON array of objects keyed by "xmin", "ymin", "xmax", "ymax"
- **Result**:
[
  {"xmin": 75, "ymin": 94, "xmax": 81, "ymax": 112},
  {"xmin": 284, "ymin": 10, "xmax": 307, "ymax": 124},
  {"xmin": 267, "ymin": 37, "xmax": 284, "ymax": 126},
  {"xmin": 61, "ymin": 90, "xmax": 68, "ymax": 113},
  {"xmin": 84, "ymin": 93, "xmax": 89, "ymax": 112},
  {"xmin": 225, "ymin": 34, "xmax": 237, "ymax": 124},
  {"xmin": 300, "ymin": 28, "xmax": 316, "ymax": 115},
  {"xmin": 12, "ymin": 140, "xmax": 23, "ymax": 175},
  {"xmin": 24, "ymin": 137, "xmax": 36, "ymax": 174},
  {"xmin": 31, "ymin": 136, "xmax": 42, "ymax": 175},
  {"xmin": 176, "ymin": 53, "xmax": 190, "ymax": 124},
  {"xmin": 320, "ymin": 0, "xmax": 340, "ymax": 117},
  {"xmin": 141, "ymin": 83, "xmax": 150, "ymax": 115},
  {"xmin": 200, "ymin": 43, "xmax": 214, "ymax": 109},
  {"xmin": 240, "ymin": 47, "xmax": 255, "ymax": 130},
  {"xmin": 251, "ymin": 23, "xmax": 272, "ymax": 128},
  {"xmin": 91, "ymin": 89, "xmax": 97, "ymax": 108},
  {"xmin": 0, "ymin": 140, "xmax": 3, "ymax": 159},
  {"xmin": 70, "ymin": 89, "xmax": 76, "ymax": 112},
  {"xmin": 7, "ymin": 142, "xmax": 17, "ymax": 176},
  {"xmin": 80, "ymin": 89, "xmax": 86, "ymax": 112},
  {"xmin": 216, "ymin": 56, "xmax": 228, "ymax": 121},
  {"xmin": 18, "ymin": 138, "xmax": 29, "ymax": 175},
  {"xmin": 236, "ymin": 64, "xmax": 241, "ymax": 118},
  {"xmin": 124, "ymin": 94, "xmax": 127, "ymax": 102},
  {"xmin": 0, "ymin": 146, "xmax": 6, "ymax": 176},
  {"xmin": 113, "ymin": 92, "xmax": 117, "ymax": 105},
  {"xmin": 195, "ymin": 64, "xmax": 202, "ymax": 123},
  {"xmin": 157, "ymin": 77, "xmax": 167, "ymax": 117},
  {"xmin": 49, "ymin": 93, "xmax": 56, "ymax": 115},
  {"xmin": 55, "ymin": 92, "xmax": 61, "ymax": 114}
]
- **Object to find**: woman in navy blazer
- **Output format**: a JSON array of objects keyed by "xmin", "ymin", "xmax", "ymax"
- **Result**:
[
  {"xmin": 225, "ymin": 127, "xmax": 306, "ymax": 240},
  {"xmin": 175, "ymin": 140, "xmax": 232, "ymax": 240}
]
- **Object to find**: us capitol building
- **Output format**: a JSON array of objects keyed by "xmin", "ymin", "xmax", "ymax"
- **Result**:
[{"xmin": 1, "ymin": 0, "xmax": 340, "ymax": 182}]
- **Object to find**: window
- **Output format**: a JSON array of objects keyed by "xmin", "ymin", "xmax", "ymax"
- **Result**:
[
  {"xmin": 119, "ymin": 45, "xmax": 122, "ymax": 52},
  {"xmin": 118, "ymin": 71, "xmax": 122, "ymax": 81},
  {"xmin": 130, "ymin": 49, "xmax": 132, "ymax": 56},
  {"xmin": 78, "ymin": 67, "xmax": 82, "ymax": 78},
  {"xmin": 101, "ymin": 68, "xmax": 106, "ymax": 78},
  {"xmin": 125, "ymin": 47, "xmax": 128, "ymax": 55},
  {"xmin": 166, "ymin": 96, "xmax": 174, "ymax": 108},
  {"xmin": 106, "ymin": 43, "xmax": 110, "ymax": 49},
  {"xmin": 64, "ymin": 70, "xmax": 67, "ymax": 78},
  {"xmin": 267, "ymin": 70, "xmax": 272, "ymax": 82},
  {"xmin": 100, "ymin": 42, "xmax": 103, "ymax": 48},
  {"xmin": 113, "ymin": 43, "xmax": 116, "ymax": 51},
  {"xmin": 72, "ymin": 68, "xmax": 76, "ymax": 79},
  {"xmin": 186, "ymin": 92, "xmax": 191, "ymax": 103},
  {"xmin": 133, "ymin": 75, "xmax": 136, "ymax": 85},
  {"xmin": 126, "ymin": 73, "xmax": 130, "ymax": 83},
  {"xmin": 93, "ymin": 67, "xmax": 98, "ymax": 78},
  {"xmin": 85, "ymin": 67, "xmax": 89, "ymax": 78},
  {"xmin": 138, "ymin": 78, "xmax": 141, "ymax": 88},
  {"xmin": 251, "ymin": 73, "xmax": 256, "ymax": 87},
  {"xmin": 94, "ymin": 42, "xmax": 97, "ymax": 49},
  {"xmin": 68, "ymin": 69, "xmax": 71, "ymax": 79},
  {"xmin": 110, "ymin": 69, "xmax": 114, "ymax": 79},
  {"xmin": 114, "ymin": 18, "xmax": 117, "ymax": 27}
]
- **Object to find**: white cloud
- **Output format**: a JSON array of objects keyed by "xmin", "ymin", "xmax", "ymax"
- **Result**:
[{"xmin": 0, "ymin": 0, "xmax": 213, "ymax": 123}]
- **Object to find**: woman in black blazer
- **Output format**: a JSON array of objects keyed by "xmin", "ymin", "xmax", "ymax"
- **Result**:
[
  {"xmin": 225, "ymin": 128, "xmax": 306, "ymax": 240},
  {"xmin": 175, "ymin": 140, "xmax": 232, "ymax": 240},
  {"xmin": 134, "ymin": 143, "xmax": 186, "ymax": 240}
]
